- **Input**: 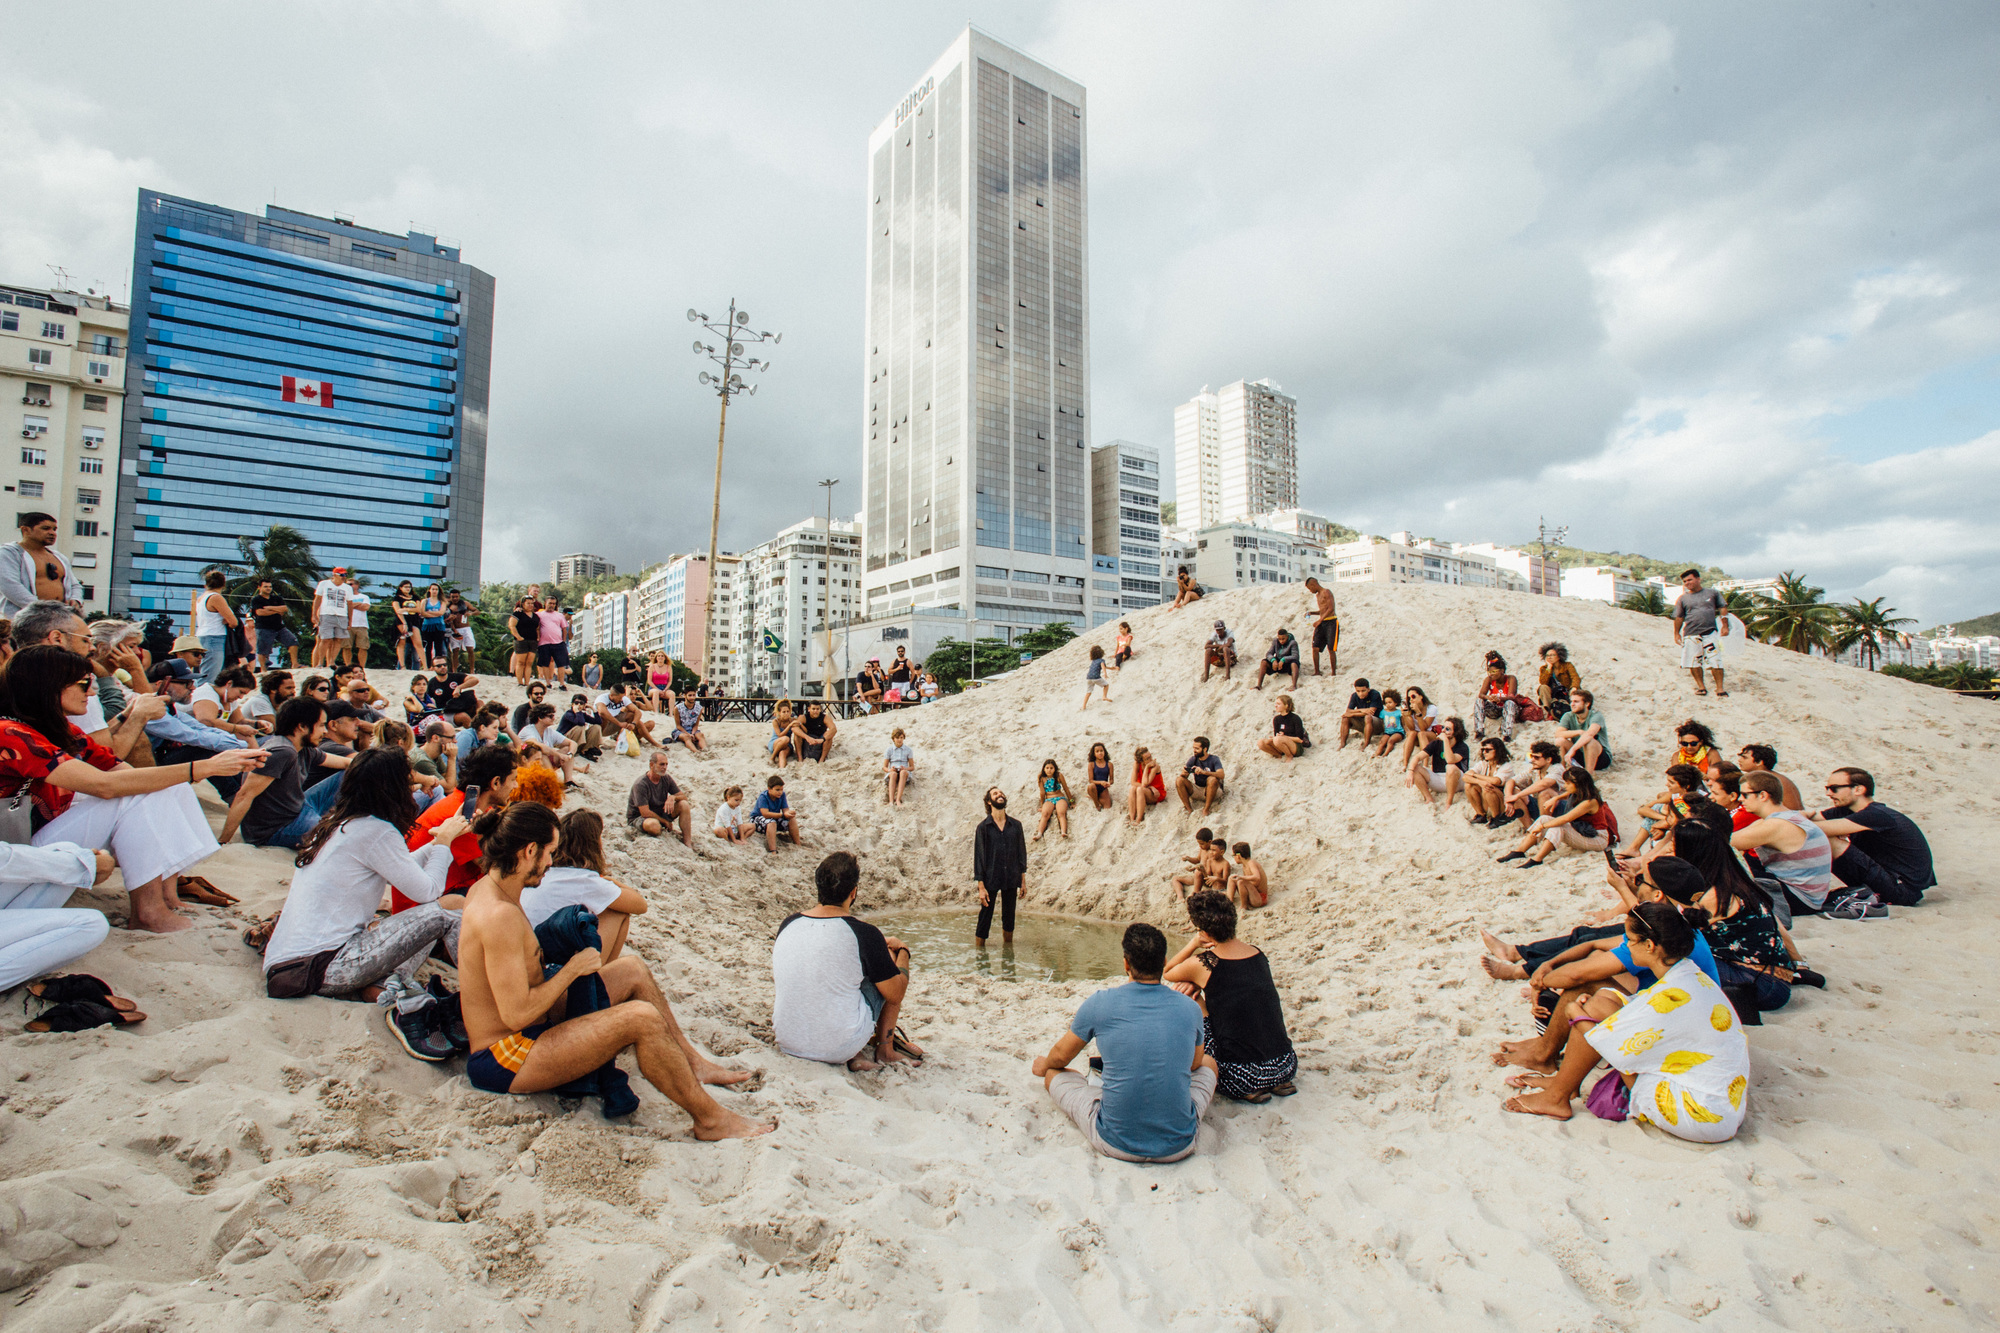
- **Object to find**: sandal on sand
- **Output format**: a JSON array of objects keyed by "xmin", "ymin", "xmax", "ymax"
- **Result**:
[
  {"xmin": 242, "ymin": 914, "xmax": 280, "ymax": 955},
  {"xmin": 1694, "ymin": 689, "xmax": 1709, "ymax": 696},
  {"xmin": 1495, "ymin": 851, "xmax": 1526, "ymax": 864},
  {"xmin": 177, "ymin": 875, "xmax": 238, "ymax": 906},
  {"xmin": 26, "ymin": 974, "xmax": 138, "ymax": 1012},
  {"xmin": 1269, "ymin": 1082, "xmax": 1298, "ymax": 1097},
  {"xmin": 26, "ymin": 1000, "xmax": 145, "ymax": 1032},
  {"xmin": 1232, "ymin": 1089, "xmax": 1274, "ymax": 1104},
  {"xmin": 890, "ymin": 1027, "xmax": 925, "ymax": 1063}
]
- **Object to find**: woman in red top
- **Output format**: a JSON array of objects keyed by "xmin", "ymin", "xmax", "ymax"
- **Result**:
[
  {"xmin": 0, "ymin": 646, "xmax": 266, "ymax": 932},
  {"xmin": 1126, "ymin": 745, "xmax": 1166, "ymax": 825},
  {"xmin": 1473, "ymin": 651, "xmax": 1521, "ymax": 743}
]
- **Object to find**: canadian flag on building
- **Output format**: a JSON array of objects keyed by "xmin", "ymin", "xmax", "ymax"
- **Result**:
[{"xmin": 281, "ymin": 375, "xmax": 335, "ymax": 408}]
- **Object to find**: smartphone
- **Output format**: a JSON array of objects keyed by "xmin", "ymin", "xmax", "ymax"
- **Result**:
[{"xmin": 1603, "ymin": 849, "xmax": 1621, "ymax": 872}]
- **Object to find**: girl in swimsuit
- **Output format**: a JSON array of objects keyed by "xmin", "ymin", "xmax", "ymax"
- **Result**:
[
  {"xmin": 1083, "ymin": 741, "xmax": 1115, "ymax": 810},
  {"xmin": 1127, "ymin": 746, "xmax": 1166, "ymax": 825},
  {"xmin": 1034, "ymin": 758, "xmax": 1073, "ymax": 840}
]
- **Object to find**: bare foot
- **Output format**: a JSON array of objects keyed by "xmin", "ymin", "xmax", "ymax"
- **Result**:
[
  {"xmin": 694, "ymin": 1058, "xmax": 753, "ymax": 1087},
  {"xmin": 1480, "ymin": 954, "xmax": 1529, "ymax": 981},
  {"xmin": 846, "ymin": 1053, "xmax": 881, "ymax": 1071},
  {"xmin": 1492, "ymin": 1041, "xmax": 1557, "ymax": 1073},
  {"xmin": 1504, "ymin": 1072, "xmax": 1551, "ymax": 1090},
  {"xmin": 1478, "ymin": 928, "xmax": 1521, "ymax": 962},
  {"xmin": 1503, "ymin": 1088, "xmax": 1573, "ymax": 1120},
  {"xmin": 126, "ymin": 908, "xmax": 195, "ymax": 934},
  {"xmin": 692, "ymin": 1109, "xmax": 777, "ymax": 1141},
  {"xmin": 876, "ymin": 1045, "xmax": 911, "ymax": 1067}
]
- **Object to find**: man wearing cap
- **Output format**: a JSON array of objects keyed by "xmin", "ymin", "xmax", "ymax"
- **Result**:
[
  {"xmin": 309, "ymin": 566, "xmax": 353, "ymax": 668},
  {"xmin": 1202, "ymin": 620, "xmax": 1237, "ymax": 683},
  {"xmin": 145, "ymin": 659, "xmax": 251, "ymax": 800}
]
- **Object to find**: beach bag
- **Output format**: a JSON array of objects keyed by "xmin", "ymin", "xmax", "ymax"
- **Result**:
[
  {"xmin": 0, "ymin": 784, "xmax": 32, "ymax": 845},
  {"xmin": 1585, "ymin": 1071, "xmax": 1630, "ymax": 1121},
  {"xmin": 1599, "ymin": 804, "xmax": 1621, "ymax": 845},
  {"xmin": 617, "ymin": 728, "xmax": 640, "ymax": 758},
  {"xmin": 1514, "ymin": 696, "xmax": 1546, "ymax": 724}
]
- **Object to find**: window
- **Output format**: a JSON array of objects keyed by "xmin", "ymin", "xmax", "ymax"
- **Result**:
[
  {"xmin": 87, "ymin": 361, "xmax": 112, "ymax": 379},
  {"xmin": 17, "ymin": 481, "xmax": 42, "ymax": 498},
  {"xmin": 20, "ymin": 448, "xmax": 45, "ymax": 466},
  {"xmin": 82, "ymin": 395, "xmax": 107, "ymax": 413},
  {"xmin": 79, "ymin": 458, "xmax": 103, "ymax": 474},
  {"xmin": 76, "ymin": 488, "xmax": 100, "ymax": 506},
  {"xmin": 71, "ymin": 552, "xmax": 96, "ymax": 569},
  {"xmin": 80, "ymin": 584, "xmax": 94, "ymax": 601},
  {"xmin": 27, "ymin": 348, "xmax": 51, "ymax": 367},
  {"xmin": 89, "ymin": 335, "xmax": 115, "ymax": 355},
  {"xmin": 23, "ymin": 382, "xmax": 51, "ymax": 405},
  {"xmin": 40, "ymin": 322, "xmax": 64, "ymax": 340},
  {"xmin": 74, "ymin": 520, "xmax": 97, "ymax": 537},
  {"xmin": 0, "ymin": 312, "xmax": 14, "ymax": 331}
]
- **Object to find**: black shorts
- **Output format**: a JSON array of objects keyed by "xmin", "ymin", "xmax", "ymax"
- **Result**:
[
  {"xmin": 535, "ymin": 643, "xmax": 570, "ymax": 667},
  {"xmin": 1313, "ymin": 619, "xmax": 1338, "ymax": 652},
  {"xmin": 512, "ymin": 639, "xmax": 534, "ymax": 657}
]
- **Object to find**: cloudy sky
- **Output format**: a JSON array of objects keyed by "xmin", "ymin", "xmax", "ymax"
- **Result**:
[{"xmin": 7, "ymin": 1, "xmax": 1997, "ymax": 626}]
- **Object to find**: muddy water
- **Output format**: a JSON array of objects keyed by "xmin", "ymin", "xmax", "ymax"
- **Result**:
[{"xmin": 863, "ymin": 909, "xmax": 1130, "ymax": 983}]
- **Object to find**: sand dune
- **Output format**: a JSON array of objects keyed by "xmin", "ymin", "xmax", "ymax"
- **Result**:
[{"xmin": 3, "ymin": 581, "xmax": 1997, "ymax": 1330}]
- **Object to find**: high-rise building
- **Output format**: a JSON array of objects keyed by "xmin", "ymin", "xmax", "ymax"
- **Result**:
[
  {"xmin": 550, "ymin": 552, "xmax": 613, "ymax": 585},
  {"xmin": 732, "ymin": 516, "xmax": 861, "ymax": 697},
  {"xmin": 2, "ymin": 283, "xmax": 127, "ymax": 615},
  {"xmin": 114, "ymin": 191, "xmax": 494, "ymax": 621},
  {"xmin": 861, "ymin": 28, "xmax": 1091, "ymax": 642},
  {"xmin": 1090, "ymin": 439, "xmax": 1162, "ymax": 622},
  {"xmin": 633, "ymin": 552, "xmax": 736, "ymax": 679},
  {"xmin": 1452, "ymin": 542, "xmax": 1558, "ymax": 595},
  {"xmin": 1174, "ymin": 379, "xmax": 1298, "ymax": 529}
]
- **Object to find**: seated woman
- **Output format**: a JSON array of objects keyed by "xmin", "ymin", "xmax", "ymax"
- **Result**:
[
  {"xmin": 1370, "ymin": 688, "xmax": 1405, "ymax": 758},
  {"xmin": 1497, "ymin": 765, "xmax": 1608, "ymax": 866},
  {"xmin": 1170, "ymin": 566, "xmax": 1202, "ymax": 610},
  {"xmin": 402, "ymin": 674, "xmax": 434, "ymax": 730},
  {"xmin": 1257, "ymin": 693, "xmax": 1312, "ymax": 762},
  {"xmin": 1503, "ymin": 901, "xmax": 1750, "ymax": 1142},
  {"xmin": 1, "ymin": 646, "xmax": 266, "ymax": 934},
  {"xmin": 1395, "ymin": 686, "xmax": 1440, "ymax": 771},
  {"xmin": 1034, "ymin": 758, "xmax": 1073, "ymax": 841},
  {"xmin": 520, "ymin": 809, "xmax": 648, "ymax": 963},
  {"xmin": 260, "ymin": 748, "xmax": 472, "ymax": 1062},
  {"xmin": 1671, "ymin": 719, "xmax": 1719, "ymax": 776},
  {"xmin": 1163, "ymin": 890, "xmax": 1296, "ymax": 1103},
  {"xmin": 1126, "ymin": 746, "xmax": 1166, "ymax": 825},
  {"xmin": 646, "ymin": 652, "xmax": 675, "ymax": 714},
  {"xmin": 1669, "ymin": 820, "xmax": 1809, "ymax": 1014},
  {"xmin": 1464, "ymin": 738, "xmax": 1528, "ymax": 826},
  {"xmin": 457, "ymin": 705, "xmax": 509, "ymax": 766},
  {"xmin": 1407, "ymin": 716, "xmax": 1470, "ymax": 808},
  {"xmin": 1082, "ymin": 742, "xmax": 1115, "ymax": 810},
  {"xmin": 1536, "ymin": 642, "xmax": 1581, "ymax": 713},
  {"xmin": 1471, "ymin": 651, "xmax": 1519, "ymax": 741},
  {"xmin": 768, "ymin": 700, "xmax": 796, "ymax": 767}
]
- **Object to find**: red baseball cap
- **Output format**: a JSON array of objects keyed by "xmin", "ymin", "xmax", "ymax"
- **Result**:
[{"xmin": 331, "ymin": 566, "xmax": 348, "ymax": 574}]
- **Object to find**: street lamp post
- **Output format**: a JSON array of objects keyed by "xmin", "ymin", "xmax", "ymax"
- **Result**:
[
  {"xmin": 689, "ymin": 300, "xmax": 780, "ymax": 679},
  {"xmin": 819, "ymin": 477, "xmax": 838, "ymax": 701},
  {"xmin": 1533, "ymin": 516, "xmax": 1569, "ymax": 596}
]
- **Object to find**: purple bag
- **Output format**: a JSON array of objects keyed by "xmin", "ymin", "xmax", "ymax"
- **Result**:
[{"xmin": 1586, "ymin": 1072, "xmax": 1631, "ymax": 1121}]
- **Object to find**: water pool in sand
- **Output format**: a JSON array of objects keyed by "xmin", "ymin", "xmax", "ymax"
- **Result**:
[{"xmin": 863, "ymin": 909, "xmax": 1129, "ymax": 982}]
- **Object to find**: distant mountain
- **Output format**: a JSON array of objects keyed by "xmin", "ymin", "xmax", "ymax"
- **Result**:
[
  {"xmin": 1552, "ymin": 549, "xmax": 1733, "ymax": 582},
  {"xmin": 1925, "ymin": 610, "xmax": 2000, "ymax": 637}
]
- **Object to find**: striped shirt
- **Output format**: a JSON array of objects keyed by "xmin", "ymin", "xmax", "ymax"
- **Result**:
[{"xmin": 1755, "ymin": 809, "xmax": 1833, "ymax": 908}]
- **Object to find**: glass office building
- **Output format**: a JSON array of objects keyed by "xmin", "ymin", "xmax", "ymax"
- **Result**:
[
  {"xmin": 861, "ymin": 28, "xmax": 1091, "ymax": 636},
  {"xmin": 113, "ymin": 190, "xmax": 493, "ymax": 619}
]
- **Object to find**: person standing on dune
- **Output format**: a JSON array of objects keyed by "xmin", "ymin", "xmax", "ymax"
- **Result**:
[{"xmin": 1306, "ymin": 578, "xmax": 1338, "ymax": 676}]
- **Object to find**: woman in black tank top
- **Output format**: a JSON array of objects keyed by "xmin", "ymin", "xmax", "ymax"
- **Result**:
[{"xmin": 1163, "ymin": 890, "xmax": 1297, "ymax": 1102}]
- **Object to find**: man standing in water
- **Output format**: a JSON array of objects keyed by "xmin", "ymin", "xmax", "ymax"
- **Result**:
[
  {"xmin": 1306, "ymin": 578, "xmax": 1338, "ymax": 676},
  {"xmin": 973, "ymin": 785, "xmax": 1028, "ymax": 947}
]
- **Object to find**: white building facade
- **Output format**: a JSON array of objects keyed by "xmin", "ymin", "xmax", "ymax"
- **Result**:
[
  {"xmin": 1454, "ymin": 542, "xmax": 1559, "ymax": 596},
  {"xmin": 1173, "ymin": 378, "xmax": 1298, "ymax": 530},
  {"xmin": 1561, "ymin": 565, "xmax": 1652, "ymax": 605},
  {"xmin": 1328, "ymin": 532, "xmax": 1501, "ymax": 589},
  {"xmin": 573, "ymin": 588, "xmax": 633, "ymax": 657},
  {"xmin": 1090, "ymin": 438, "xmax": 1162, "ymax": 624},
  {"xmin": 731, "ymin": 517, "xmax": 861, "ymax": 697},
  {"xmin": 861, "ymin": 28, "xmax": 1092, "ymax": 649},
  {"xmin": 1192, "ymin": 520, "xmax": 1329, "ymax": 593},
  {"xmin": 549, "ymin": 553, "xmax": 614, "ymax": 585}
]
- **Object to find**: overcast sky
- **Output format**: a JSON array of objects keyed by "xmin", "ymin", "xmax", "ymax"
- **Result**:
[{"xmin": 8, "ymin": 1, "xmax": 1997, "ymax": 626}]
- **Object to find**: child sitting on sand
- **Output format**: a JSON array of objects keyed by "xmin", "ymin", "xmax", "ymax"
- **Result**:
[
  {"xmin": 1370, "ymin": 689, "xmax": 1405, "ymax": 758},
  {"xmin": 1172, "ymin": 829, "xmax": 1228, "ymax": 899},
  {"xmin": 1228, "ymin": 842, "xmax": 1268, "ymax": 909},
  {"xmin": 1621, "ymin": 763, "xmax": 1705, "ymax": 856},
  {"xmin": 883, "ymin": 728, "xmax": 915, "ymax": 806},
  {"xmin": 1113, "ymin": 622, "xmax": 1134, "ymax": 669},
  {"xmin": 1034, "ymin": 758, "xmax": 1074, "ymax": 840},
  {"xmin": 713, "ymin": 786, "xmax": 749, "ymax": 843},
  {"xmin": 1083, "ymin": 742, "xmax": 1116, "ymax": 810}
]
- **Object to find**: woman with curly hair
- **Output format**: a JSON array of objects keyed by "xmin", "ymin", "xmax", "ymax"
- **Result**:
[
  {"xmin": 1164, "ymin": 890, "xmax": 1296, "ymax": 1103},
  {"xmin": 1536, "ymin": 642, "xmax": 1581, "ymax": 712}
]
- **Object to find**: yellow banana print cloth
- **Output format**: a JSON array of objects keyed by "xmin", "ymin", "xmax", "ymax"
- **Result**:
[{"xmin": 1584, "ymin": 957, "xmax": 1751, "ymax": 1143}]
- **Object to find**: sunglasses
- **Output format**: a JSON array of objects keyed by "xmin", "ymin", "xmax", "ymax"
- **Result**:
[{"xmin": 1824, "ymin": 783, "xmax": 1852, "ymax": 792}]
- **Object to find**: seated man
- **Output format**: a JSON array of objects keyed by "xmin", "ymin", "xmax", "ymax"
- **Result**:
[
  {"xmin": 1032, "ymin": 922, "xmax": 1219, "ymax": 1163},
  {"xmin": 628, "ymin": 749, "xmax": 692, "ymax": 845},
  {"xmin": 771, "ymin": 851, "xmax": 920, "ymax": 1071},
  {"xmin": 511, "ymin": 681, "xmax": 551, "ymax": 736},
  {"xmin": 1175, "ymin": 736, "xmax": 1225, "ymax": 815},
  {"xmin": 1731, "ymin": 771, "xmax": 1834, "ymax": 918},
  {"xmin": 1553, "ymin": 690, "xmax": 1613, "ymax": 772},
  {"xmin": 792, "ymin": 701, "xmax": 837, "ymax": 763},
  {"xmin": 191, "ymin": 665, "xmax": 261, "ymax": 742},
  {"xmin": 241, "ymin": 670, "xmax": 294, "ymax": 735},
  {"xmin": 1335, "ymin": 678, "xmax": 1382, "ymax": 750},
  {"xmin": 1501, "ymin": 741, "xmax": 1565, "ymax": 830},
  {"xmin": 219, "ymin": 697, "xmax": 347, "ymax": 848},
  {"xmin": 1250, "ymin": 627, "xmax": 1301, "ymax": 692},
  {"xmin": 1736, "ymin": 743, "xmax": 1803, "ymax": 809},
  {"xmin": 1812, "ymin": 767, "xmax": 1934, "ymax": 910},
  {"xmin": 518, "ymin": 703, "xmax": 589, "ymax": 786},
  {"xmin": 144, "ymin": 658, "xmax": 251, "ymax": 800},
  {"xmin": 753, "ymin": 774, "xmax": 804, "ymax": 852},
  {"xmin": 595, "ymin": 683, "xmax": 659, "ymax": 749},
  {"xmin": 671, "ymin": 690, "xmax": 707, "ymax": 753},
  {"xmin": 456, "ymin": 801, "xmax": 771, "ymax": 1140},
  {"xmin": 560, "ymin": 693, "xmax": 604, "ymax": 754},
  {"xmin": 1201, "ymin": 620, "xmax": 1236, "ymax": 683}
]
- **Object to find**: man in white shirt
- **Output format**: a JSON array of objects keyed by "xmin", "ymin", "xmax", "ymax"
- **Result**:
[
  {"xmin": 594, "ymin": 684, "xmax": 659, "ymax": 748},
  {"xmin": 770, "ymin": 853, "xmax": 918, "ymax": 1071},
  {"xmin": 345, "ymin": 589, "xmax": 372, "ymax": 667},
  {"xmin": 309, "ymin": 567, "xmax": 352, "ymax": 668},
  {"xmin": 0, "ymin": 512, "xmax": 82, "ymax": 618}
]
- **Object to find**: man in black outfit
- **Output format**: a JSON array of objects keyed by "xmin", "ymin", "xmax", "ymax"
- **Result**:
[
  {"xmin": 249, "ymin": 578, "xmax": 301, "ymax": 669},
  {"xmin": 1812, "ymin": 767, "xmax": 1936, "ymax": 907},
  {"xmin": 1336, "ymin": 678, "xmax": 1383, "ymax": 750},
  {"xmin": 973, "ymin": 785, "xmax": 1028, "ymax": 947}
]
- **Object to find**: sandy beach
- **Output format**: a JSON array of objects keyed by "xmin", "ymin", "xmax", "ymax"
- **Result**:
[{"xmin": 3, "ymin": 581, "xmax": 1997, "ymax": 1331}]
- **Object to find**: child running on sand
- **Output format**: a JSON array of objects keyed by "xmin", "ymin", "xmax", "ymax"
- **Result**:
[
  {"xmin": 1228, "ymin": 843, "xmax": 1268, "ymax": 909},
  {"xmin": 1081, "ymin": 645, "xmax": 1112, "ymax": 709},
  {"xmin": 1034, "ymin": 758, "xmax": 1074, "ymax": 840}
]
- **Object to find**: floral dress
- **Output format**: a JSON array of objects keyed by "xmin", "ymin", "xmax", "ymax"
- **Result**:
[{"xmin": 1586, "ymin": 957, "xmax": 1751, "ymax": 1143}]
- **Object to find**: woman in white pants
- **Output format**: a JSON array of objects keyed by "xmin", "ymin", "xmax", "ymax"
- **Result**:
[
  {"xmin": 0, "ymin": 840, "xmax": 116, "ymax": 990},
  {"xmin": 1, "ymin": 646, "xmax": 267, "ymax": 933}
]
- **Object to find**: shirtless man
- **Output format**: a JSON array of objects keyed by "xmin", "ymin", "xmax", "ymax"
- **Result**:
[
  {"xmin": 1305, "ymin": 578, "xmax": 1338, "ymax": 676},
  {"xmin": 456, "ymin": 802, "xmax": 772, "ymax": 1140},
  {"xmin": 1735, "ymin": 743, "xmax": 1803, "ymax": 810},
  {"xmin": 0, "ymin": 512, "xmax": 83, "ymax": 618},
  {"xmin": 1227, "ymin": 842, "xmax": 1268, "ymax": 909}
]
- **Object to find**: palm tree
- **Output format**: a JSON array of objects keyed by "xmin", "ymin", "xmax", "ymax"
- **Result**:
[
  {"xmin": 1744, "ymin": 571, "xmax": 1838, "ymax": 653},
  {"xmin": 216, "ymin": 524, "xmax": 323, "ymax": 619},
  {"xmin": 1618, "ymin": 586, "xmax": 1670, "ymax": 616},
  {"xmin": 1832, "ymin": 596, "xmax": 1916, "ymax": 671},
  {"xmin": 1937, "ymin": 660, "xmax": 1996, "ymax": 692}
]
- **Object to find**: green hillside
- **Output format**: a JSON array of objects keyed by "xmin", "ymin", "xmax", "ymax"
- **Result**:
[
  {"xmin": 1552, "ymin": 548, "xmax": 1732, "ymax": 582},
  {"xmin": 1925, "ymin": 609, "xmax": 2000, "ymax": 637}
]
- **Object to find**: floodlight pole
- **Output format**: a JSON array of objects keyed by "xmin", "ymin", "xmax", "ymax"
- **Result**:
[
  {"xmin": 688, "ymin": 299, "xmax": 779, "ymax": 683},
  {"xmin": 820, "ymin": 477, "xmax": 838, "ymax": 701},
  {"xmin": 1534, "ymin": 516, "xmax": 1569, "ymax": 596}
]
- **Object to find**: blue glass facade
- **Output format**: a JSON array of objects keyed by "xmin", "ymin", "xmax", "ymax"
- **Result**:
[{"xmin": 113, "ymin": 191, "xmax": 493, "ymax": 620}]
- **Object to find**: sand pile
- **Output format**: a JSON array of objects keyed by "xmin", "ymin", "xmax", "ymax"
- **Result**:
[{"xmin": 3, "ymin": 582, "xmax": 1998, "ymax": 1330}]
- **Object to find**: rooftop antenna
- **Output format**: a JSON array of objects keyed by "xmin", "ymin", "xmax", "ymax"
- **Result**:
[{"xmin": 45, "ymin": 264, "xmax": 72, "ymax": 291}]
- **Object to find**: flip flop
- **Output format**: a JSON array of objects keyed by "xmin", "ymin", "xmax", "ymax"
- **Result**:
[
  {"xmin": 25, "ymin": 999, "xmax": 146, "ymax": 1032},
  {"xmin": 1231, "ymin": 1089, "xmax": 1274, "ymax": 1104},
  {"xmin": 176, "ymin": 875, "xmax": 238, "ymax": 907},
  {"xmin": 243, "ymin": 914, "xmax": 280, "ymax": 954},
  {"xmin": 26, "ymin": 974, "xmax": 138, "ymax": 1012},
  {"xmin": 1269, "ymin": 1082, "xmax": 1298, "ymax": 1097},
  {"xmin": 890, "ymin": 1026, "xmax": 925, "ymax": 1063}
]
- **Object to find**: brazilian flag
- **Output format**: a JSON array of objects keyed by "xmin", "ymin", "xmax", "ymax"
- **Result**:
[{"xmin": 762, "ymin": 628, "xmax": 784, "ymax": 654}]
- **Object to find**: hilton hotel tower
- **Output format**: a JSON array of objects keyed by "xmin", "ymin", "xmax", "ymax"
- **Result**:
[{"xmin": 861, "ymin": 29, "xmax": 1092, "ymax": 637}]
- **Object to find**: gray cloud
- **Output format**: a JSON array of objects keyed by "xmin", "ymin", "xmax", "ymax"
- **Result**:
[{"xmin": 4, "ymin": 1, "xmax": 1995, "ymax": 624}]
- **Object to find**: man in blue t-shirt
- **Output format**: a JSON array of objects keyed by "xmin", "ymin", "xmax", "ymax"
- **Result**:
[{"xmin": 1033, "ymin": 923, "xmax": 1218, "ymax": 1163}]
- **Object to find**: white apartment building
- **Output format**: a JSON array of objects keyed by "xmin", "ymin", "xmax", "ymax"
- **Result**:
[
  {"xmin": 1454, "ymin": 542, "xmax": 1559, "ymax": 596},
  {"xmin": 1252, "ymin": 508, "xmax": 1341, "ymax": 548},
  {"xmin": 1713, "ymin": 576, "xmax": 1784, "ymax": 601},
  {"xmin": 861, "ymin": 28, "xmax": 1093, "ymax": 645},
  {"xmin": 1930, "ymin": 635, "xmax": 2000, "ymax": 670},
  {"xmin": 1328, "ymin": 532, "xmax": 1501, "ymax": 589},
  {"xmin": 731, "ymin": 516, "xmax": 861, "ymax": 697},
  {"xmin": 1173, "ymin": 379, "xmax": 1298, "ymax": 530},
  {"xmin": 1562, "ymin": 564, "xmax": 1653, "ymax": 605},
  {"xmin": 3, "ymin": 284, "xmax": 125, "ymax": 613},
  {"xmin": 633, "ymin": 554, "xmax": 736, "ymax": 679},
  {"xmin": 549, "ymin": 552, "xmax": 614, "ymax": 585},
  {"xmin": 1192, "ymin": 520, "xmax": 1329, "ymax": 593},
  {"xmin": 573, "ymin": 588, "xmax": 633, "ymax": 656},
  {"xmin": 1090, "ymin": 438, "xmax": 1162, "ymax": 624}
]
